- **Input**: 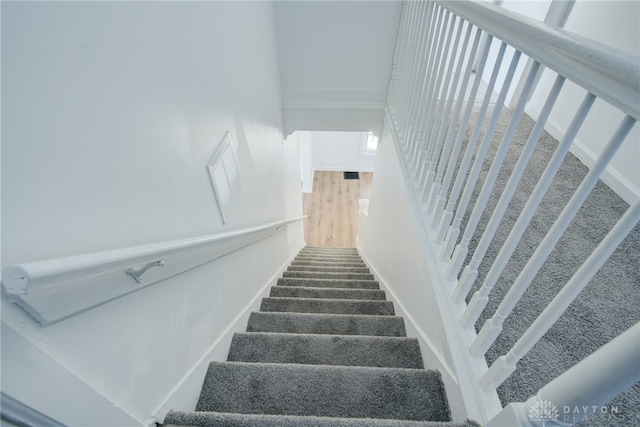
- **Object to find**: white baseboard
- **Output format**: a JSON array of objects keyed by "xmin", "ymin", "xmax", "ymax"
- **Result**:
[
  {"xmin": 151, "ymin": 245, "xmax": 303, "ymax": 423},
  {"xmin": 524, "ymin": 104, "xmax": 639, "ymax": 205},
  {"xmin": 357, "ymin": 250, "xmax": 466, "ymax": 422}
]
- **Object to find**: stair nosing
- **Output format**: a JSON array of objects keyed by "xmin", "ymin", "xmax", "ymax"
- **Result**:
[
  {"xmin": 233, "ymin": 331, "xmax": 418, "ymax": 342},
  {"xmin": 209, "ymin": 360, "xmax": 437, "ymax": 375},
  {"xmin": 262, "ymin": 296, "xmax": 392, "ymax": 304},
  {"xmin": 249, "ymin": 311, "xmax": 404, "ymax": 321}
]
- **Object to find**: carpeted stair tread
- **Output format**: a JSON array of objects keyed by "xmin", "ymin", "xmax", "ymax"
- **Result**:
[
  {"xmin": 295, "ymin": 255, "xmax": 362, "ymax": 264},
  {"xmin": 301, "ymin": 245, "xmax": 358, "ymax": 253},
  {"xmin": 296, "ymin": 252, "xmax": 363, "ymax": 258},
  {"xmin": 227, "ymin": 332, "xmax": 424, "ymax": 368},
  {"xmin": 165, "ymin": 247, "xmax": 465, "ymax": 426},
  {"xmin": 291, "ymin": 259, "xmax": 367, "ymax": 267},
  {"xmin": 195, "ymin": 361, "xmax": 451, "ymax": 421},
  {"xmin": 283, "ymin": 271, "xmax": 374, "ymax": 280},
  {"xmin": 297, "ymin": 251, "xmax": 362, "ymax": 256},
  {"xmin": 260, "ymin": 297, "xmax": 394, "ymax": 315},
  {"xmin": 277, "ymin": 277, "xmax": 379, "ymax": 289},
  {"xmin": 164, "ymin": 411, "xmax": 480, "ymax": 427},
  {"xmin": 270, "ymin": 285, "xmax": 386, "ymax": 300},
  {"xmin": 246, "ymin": 312, "xmax": 407, "ymax": 336},
  {"xmin": 288, "ymin": 265, "xmax": 371, "ymax": 273}
]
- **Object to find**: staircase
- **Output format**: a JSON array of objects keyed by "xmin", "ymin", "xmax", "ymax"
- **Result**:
[{"xmin": 164, "ymin": 247, "xmax": 477, "ymax": 426}]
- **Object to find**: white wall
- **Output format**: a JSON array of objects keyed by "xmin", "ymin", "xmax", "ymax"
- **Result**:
[
  {"xmin": 295, "ymin": 131, "xmax": 377, "ymax": 193},
  {"xmin": 275, "ymin": 1, "xmax": 402, "ymax": 136},
  {"xmin": 359, "ymin": 119, "xmax": 466, "ymax": 421},
  {"xmin": 475, "ymin": 0, "xmax": 639, "ymax": 204},
  {"xmin": 291, "ymin": 131, "xmax": 315, "ymax": 193},
  {"xmin": 1, "ymin": 2, "xmax": 303, "ymax": 425},
  {"xmin": 312, "ymin": 131, "xmax": 376, "ymax": 172},
  {"xmin": 275, "ymin": 1, "xmax": 402, "ymax": 107},
  {"xmin": 526, "ymin": 0, "xmax": 640, "ymax": 204},
  {"xmin": 478, "ymin": 1, "xmax": 551, "ymax": 109}
]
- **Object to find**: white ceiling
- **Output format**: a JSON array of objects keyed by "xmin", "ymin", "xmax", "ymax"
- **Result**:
[{"xmin": 274, "ymin": 1, "xmax": 403, "ymax": 108}]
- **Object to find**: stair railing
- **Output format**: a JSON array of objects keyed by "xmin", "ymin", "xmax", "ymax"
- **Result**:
[
  {"xmin": 386, "ymin": 0, "xmax": 639, "ymax": 424},
  {"xmin": 1, "ymin": 216, "xmax": 305, "ymax": 326}
]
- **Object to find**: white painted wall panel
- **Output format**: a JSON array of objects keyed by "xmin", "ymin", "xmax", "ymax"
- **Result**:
[
  {"xmin": 526, "ymin": 0, "xmax": 640, "ymax": 204},
  {"xmin": 1, "ymin": 2, "xmax": 304, "ymax": 425},
  {"xmin": 359, "ymin": 119, "xmax": 464, "ymax": 418},
  {"xmin": 312, "ymin": 131, "xmax": 376, "ymax": 173}
]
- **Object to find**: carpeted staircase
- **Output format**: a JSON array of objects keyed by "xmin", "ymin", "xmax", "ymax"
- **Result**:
[{"xmin": 164, "ymin": 246, "xmax": 478, "ymax": 427}]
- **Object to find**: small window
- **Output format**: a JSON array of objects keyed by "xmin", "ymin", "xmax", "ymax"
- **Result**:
[{"xmin": 362, "ymin": 132, "xmax": 379, "ymax": 156}]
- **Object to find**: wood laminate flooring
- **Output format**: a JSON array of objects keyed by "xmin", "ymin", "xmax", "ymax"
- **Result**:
[{"xmin": 302, "ymin": 170, "xmax": 373, "ymax": 248}]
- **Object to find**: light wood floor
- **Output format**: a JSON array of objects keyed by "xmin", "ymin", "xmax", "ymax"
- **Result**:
[{"xmin": 302, "ymin": 170, "xmax": 373, "ymax": 248}]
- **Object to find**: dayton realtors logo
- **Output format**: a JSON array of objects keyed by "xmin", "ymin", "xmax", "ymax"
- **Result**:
[
  {"xmin": 528, "ymin": 400, "xmax": 559, "ymax": 426},
  {"xmin": 528, "ymin": 399, "xmax": 621, "ymax": 425}
]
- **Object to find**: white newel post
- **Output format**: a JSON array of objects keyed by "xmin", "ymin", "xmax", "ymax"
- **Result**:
[
  {"xmin": 487, "ymin": 322, "xmax": 640, "ymax": 427},
  {"xmin": 357, "ymin": 199, "xmax": 370, "ymax": 248}
]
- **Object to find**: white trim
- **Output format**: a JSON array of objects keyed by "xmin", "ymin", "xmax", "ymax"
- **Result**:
[
  {"xmin": 282, "ymin": 104, "xmax": 385, "ymax": 137},
  {"xmin": 438, "ymin": 0, "xmax": 639, "ymax": 120},
  {"xmin": 313, "ymin": 166, "xmax": 375, "ymax": 173},
  {"xmin": 1, "ymin": 393, "xmax": 66, "ymax": 427},
  {"xmin": 357, "ymin": 250, "xmax": 470, "ymax": 421},
  {"xmin": 525, "ymin": 104, "xmax": 639, "ymax": 205},
  {"xmin": 384, "ymin": 106, "xmax": 501, "ymax": 423},
  {"xmin": 1, "ymin": 322, "xmax": 142, "ymax": 426},
  {"xmin": 207, "ymin": 131, "xmax": 242, "ymax": 225},
  {"xmin": 151, "ymin": 244, "xmax": 304, "ymax": 424},
  {"xmin": 358, "ymin": 251, "xmax": 456, "ymax": 380},
  {"xmin": 2, "ymin": 216, "xmax": 306, "ymax": 326}
]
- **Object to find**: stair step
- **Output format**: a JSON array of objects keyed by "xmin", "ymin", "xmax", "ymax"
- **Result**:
[
  {"xmin": 260, "ymin": 297, "xmax": 394, "ymax": 315},
  {"xmin": 164, "ymin": 411, "xmax": 480, "ymax": 427},
  {"xmin": 227, "ymin": 332, "xmax": 424, "ymax": 369},
  {"xmin": 270, "ymin": 286, "xmax": 386, "ymax": 300},
  {"xmin": 246, "ymin": 312, "xmax": 407, "ymax": 336},
  {"xmin": 300, "ymin": 246, "xmax": 358, "ymax": 252},
  {"xmin": 195, "ymin": 362, "xmax": 451, "ymax": 421},
  {"xmin": 296, "ymin": 251, "xmax": 362, "ymax": 257},
  {"xmin": 291, "ymin": 259, "xmax": 366, "ymax": 267},
  {"xmin": 277, "ymin": 277, "xmax": 379, "ymax": 289},
  {"xmin": 283, "ymin": 271, "xmax": 374, "ymax": 280},
  {"xmin": 287, "ymin": 265, "xmax": 371, "ymax": 273},
  {"xmin": 298, "ymin": 247, "xmax": 359, "ymax": 255},
  {"xmin": 296, "ymin": 252, "xmax": 362, "ymax": 261}
]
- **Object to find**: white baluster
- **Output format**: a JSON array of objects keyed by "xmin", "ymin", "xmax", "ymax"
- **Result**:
[
  {"xmin": 470, "ymin": 115, "xmax": 636, "ymax": 357},
  {"xmin": 416, "ymin": 10, "xmax": 454, "ymax": 189},
  {"xmin": 462, "ymin": 92, "xmax": 596, "ymax": 329},
  {"xmin": 453, "ymin": 74, "xmax": 565, "ymax": 305},
  {"xmin": 480, "ymin": 200, "xmax": 640, "ymax": 390},
  {"xmin": 398, "ymin": 0, "xmax": 422, "ymax": 147},
  {"xmin": 405, "ymin": 2, "xmax": 437, "ymax": 165},
  {"xmin": 403, "ymin": 2, "xmax": 435, "ymax": 161},
  {"xmin": 411, "ymin": 6, "xmax": 448, "ymax": 178},
  {"xmin": 387, "ymin": 2, "xmax": 409, "ymax": 109},
  {"xmin": 420, "ymin": 13, "xmax": 459, "ymax": 194},
  {"xmin": 450, "ymin": 53, "xmax": 535, "ymax": 282},
  {"xmin": 439, "ymin": 33, "xmax": 503, "ymax": 260},
  {"xmin": 431, "ymin": 38, "xmax": 504, "ymax": 227},
  {"xmin": 524, "ymin": 322, "xmax": 640, "ymax": 419},
  {"xmin": 425, "ymin": 17, "xmax": 467, "ymax": 217}
]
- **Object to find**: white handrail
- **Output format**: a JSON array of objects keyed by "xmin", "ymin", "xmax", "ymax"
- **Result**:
[
  {"xmin": 2, "ymin": 216, "xmax": 305, "ymax": 325},
  {"xmin": 437, "ymin": 0, "xmax": 640, "ymax": 120},
  {"xmin": 487, "ymin": 322, "xmax": 640, "ymax": 427},
  {"xmin": 386, "ymin": 0, "xmax": 639, "ymax": 423}
]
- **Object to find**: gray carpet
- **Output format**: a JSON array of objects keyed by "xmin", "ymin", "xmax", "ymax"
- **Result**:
[
  {"xmin": 164, "ymin": 412, "xmax": 480, "ymax": 427},
  {"xmin": 164, "ymin": 247, "xmax": 466, "ymax": 426},
  {"xmin": 448, "ymin": 106, "xmax": 640, "ymax": 426}
]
